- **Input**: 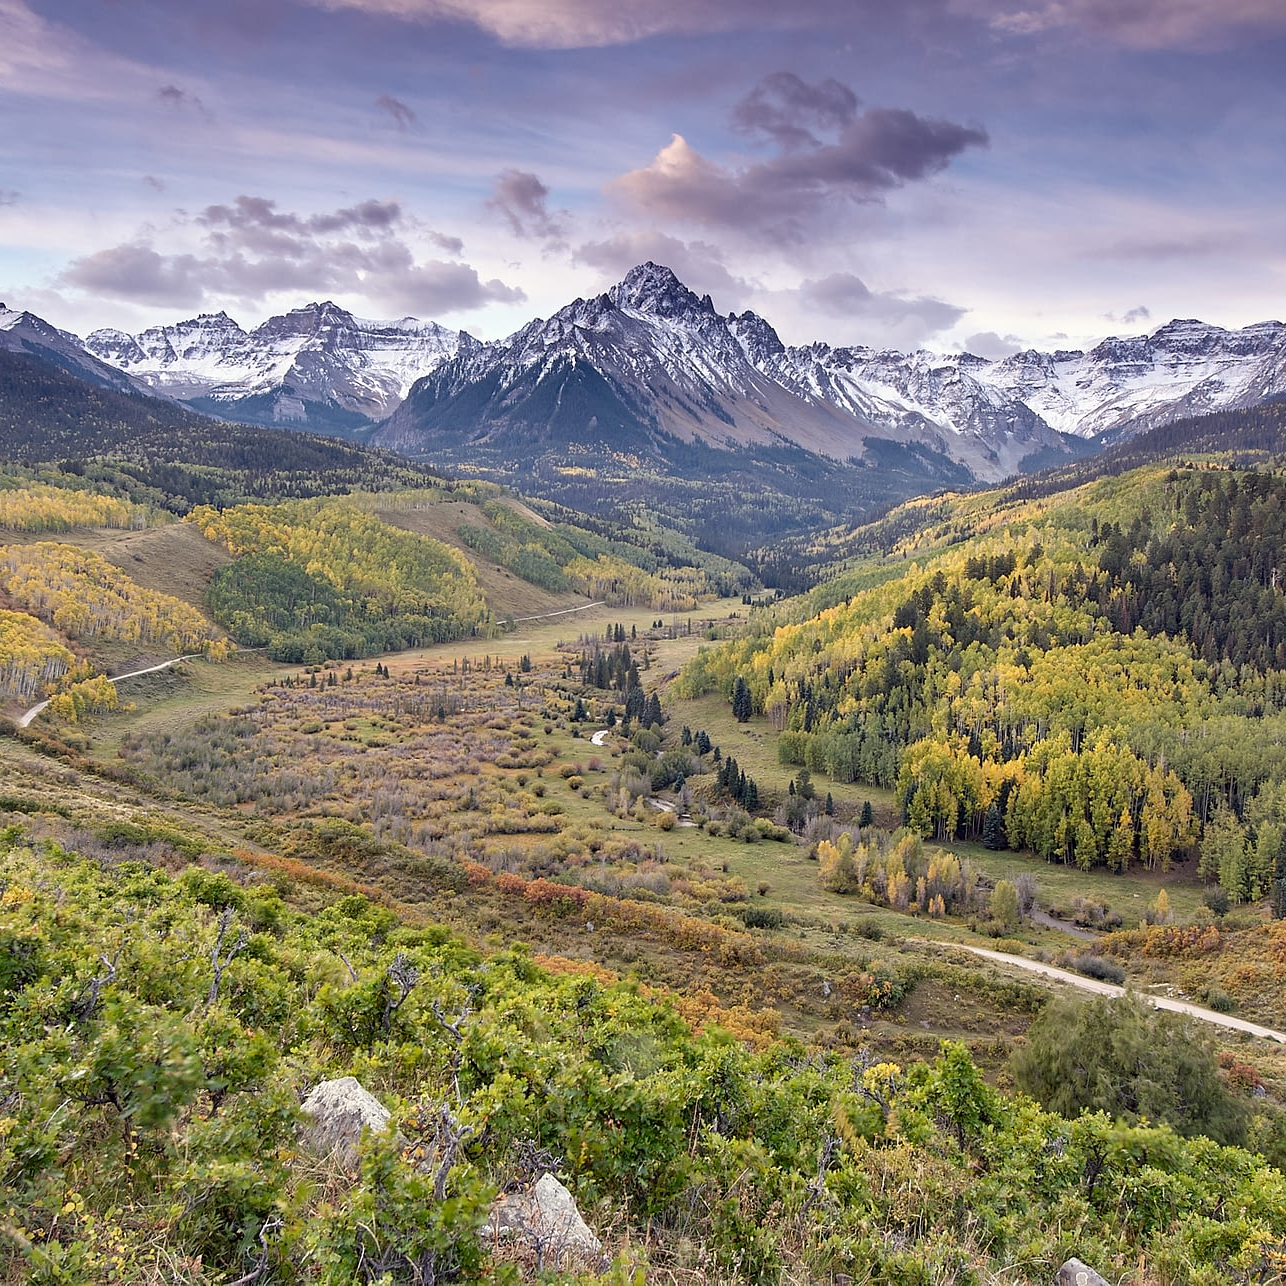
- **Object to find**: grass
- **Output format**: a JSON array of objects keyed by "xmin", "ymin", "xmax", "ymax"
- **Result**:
[{"xmin": 663, "ymin": 690, "xmax": 901, "ymax": 826}]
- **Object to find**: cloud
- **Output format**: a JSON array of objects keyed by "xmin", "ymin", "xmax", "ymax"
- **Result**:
[
  {"xmin": 798, "ymin": 271, "xmax": 967, "ymax": 342},
  {"xmin": 1099, "ymin": 305, "xmax": 1151, "ymax": 328},
  {"xmin": 963, "ymin": 330, "xmax": 1023, "ymax": 358},
  {"xmin": 428, "ymin": 230, "xmax": 465, "ymax": 255},
  {"xmin": 60, "ymin": 244, "xmax": 207, "ymax": 308},
  {"xmin": 731, "ymin": 72, "xmax": 859, "ymax": 151},
  {"xmin": 0, "ymin": 189, "xmax": 19, "ymax": 206},
  {"xmin": 157, "ymin": 83, "xmax": 211, "ymax": 120},
  {"xmin": 486, "ymin": 169, "xmax": 570, "ymax": 247},
  {"xmin": 143, "ymin": 175, "xmax": 165, "ymax": 192},
  {"xmin": 296, "ymin": 0, "xmax": 903, "ymax": 50},
  {"xmin": 574, "ymin": 230, "xmax": 750, "ymax": 303},
  {"xmin": 610, "ymin": 76, "xmax": 986, "ymax": 243},
  {"xmin": 59, "ymin": 193, "xmax": 523, "ymax": 316},
  {"xmin": 376, "ymin": 93, "xmax": 418, "ymax": 130},
  {"xmin": 958, "ymin": 0, "xmax": 1286, "ymax": 48}
]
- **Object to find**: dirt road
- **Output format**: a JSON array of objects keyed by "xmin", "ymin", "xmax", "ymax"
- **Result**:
[
  {"xmin": 17, "ymin": 654, "xmax": 201, "ymax": 729},
  {"xmin": 953, "ymin": 943, "xmax": 1286, "ymax": 1042}
]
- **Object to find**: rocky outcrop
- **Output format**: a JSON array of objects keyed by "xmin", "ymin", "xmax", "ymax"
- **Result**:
[
  {"xmin": 486, "ymin": 1172, "xmax": 602, "ymax": 1268},
  {"xmin": 1056, "ymin": 1259, "xmax": 1110, "ymax": 1286},
  {"xmin": 300, "ymin": 1076, "xmax": 397, "ymax": 1168}
]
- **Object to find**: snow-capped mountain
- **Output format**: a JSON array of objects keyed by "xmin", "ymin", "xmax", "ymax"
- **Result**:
[
  {"xmin": 85, "ymin": 301, "xmax": 477, "ymax": 433},
  {"xmin": 975, "ymin": 319, "xmax": 1286, "ymax": 440},
  {"xmin": 376, "ymin": 264, "xmax": 1072, "ymax": 480},
  {"xmin": 380, "ymin": 265, "xmax": 1286, "ymax": 480},
  {"xmin": 11, "ymin": 265, "xmax": 1286, "ymax": 486},
  {"xmin": 1, "ymin": 303, "xmax": 154, "ymax": 397}
]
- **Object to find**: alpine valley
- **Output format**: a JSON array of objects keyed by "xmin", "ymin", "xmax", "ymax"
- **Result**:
[{"xmin": 7, "ymin": 262, "xmax": 1286, "ymax": 1286}]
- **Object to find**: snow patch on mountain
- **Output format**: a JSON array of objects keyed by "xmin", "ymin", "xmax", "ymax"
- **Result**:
[{"xmin": 85, "ymin": 300, "xmax": 476, "ymax": 424}]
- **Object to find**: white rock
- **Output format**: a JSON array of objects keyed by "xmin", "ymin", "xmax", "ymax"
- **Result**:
[
  {"xmin": 487, "ymin": 1173, "xmax": 602, "ymax": 1265},
  {"xmin": 1056, "ymin": 1258, "xmax": 1110, "ymax": 1286},
  {"xmin": 300, "ymin": 1076, "xmax": 394, "ymax": 1168}
]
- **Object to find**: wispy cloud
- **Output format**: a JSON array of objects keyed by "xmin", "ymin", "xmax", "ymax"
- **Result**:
[
  {"xmin": 295, "ymin": 0, "xmax": 897, "ymax": 50},
  {"xmin": 375, "ymin": 92, "xmax": 418, "ymax": 130},
  {"xmin": 957, "ymin": 0, "xmax": 1286, "ymax": 48},
  {"xmin": 486, "ymin": 169, "xmax": 570, "ymax": 248}
]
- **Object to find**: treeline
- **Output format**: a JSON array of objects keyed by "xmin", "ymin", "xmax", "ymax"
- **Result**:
[
  {"xmin": 197, "ymin": 499, "xmax": 493, "ymax": 663},
  {"xmin": 1, "ymin": 350, "xmax": 451, "ymax": 510},
  {"xmin": 0, "ymin": 542, "xmax": 224, "ymax": 655},
  {"xmin": 0, "ymin": 480, "xmax": 148, "ymax": 532}
]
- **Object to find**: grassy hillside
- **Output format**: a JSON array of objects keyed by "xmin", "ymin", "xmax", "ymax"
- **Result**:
[{"xmin": 6, "ymin": 447, "xmax": 1286, "ymax": 1281}]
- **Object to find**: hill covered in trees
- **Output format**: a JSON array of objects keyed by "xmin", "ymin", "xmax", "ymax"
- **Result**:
[{"xmin": 683, "ymin": 463, "xmax": 1286, "ymax": 908}]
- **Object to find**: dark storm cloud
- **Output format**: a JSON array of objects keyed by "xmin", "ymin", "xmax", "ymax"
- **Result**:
[
  {"xmin": 486, "ymin": 170, "xmax": 569, "ymax": 247},
  {"xmin": 798, "ymin": 271, "xmax": 967, "ymax": 340},
  {"xmin": 612, "ymin": 76, "xmax": 987, "ymax": 243},
  {"xmin": 60, "ymin": 194, "xmax": 523, "ymax": 316},
  {"xmin": 156, "ymin": 84, "xmax": 210, "ymax": 119},
  {"xmin": 375, "ymin": 93, "xmax": 418, "ymax": 130}
]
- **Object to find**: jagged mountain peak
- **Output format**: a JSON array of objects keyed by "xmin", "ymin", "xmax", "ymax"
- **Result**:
[
  {"xmin": 608, "ymin": 262, "xmax": 714, "ymax": 320},
  {"xmin": 727, "ymin": 309, "xmax": 786, "ymax": 363}
]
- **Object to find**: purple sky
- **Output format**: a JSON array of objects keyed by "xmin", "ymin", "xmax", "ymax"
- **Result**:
[{"xmin": 2, "ymin": 0, "xmax": 1284, "ymax": 355}]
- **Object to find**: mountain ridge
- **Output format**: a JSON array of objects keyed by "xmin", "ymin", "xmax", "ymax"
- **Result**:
[{"xmin": 42, "ymin": 263, "xmax": 1284, "ymax": 486}]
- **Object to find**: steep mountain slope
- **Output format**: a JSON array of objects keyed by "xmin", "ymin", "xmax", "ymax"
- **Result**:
[
  {"xmin": 0, "ymin": 347, "xmax": 449, "ymax": 507},
  {"xmin": 0, "ymin": 303, "xmax": 154, "ymax": 397},
  {"xmin": 86, "ymin": 301, "xmax": 477, "ymax": 435},
  {"xmin": 979, "ymin": 319, "xmax": 1286, "ymax": 439},
  {"xmin": 377, "ymin": 263, "xmax": 1076, "ymax": 481}
]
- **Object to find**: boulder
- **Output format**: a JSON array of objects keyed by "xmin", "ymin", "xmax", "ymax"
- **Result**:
[
  {"xmin": 300, "ymin": 1076, "xmax": 395, "ymax": 1168},
  {"xmin": 487, "ymin": 1173, "xmax": 602, "ymax": 1266},
  {"xmin": 1056, "ymin": 1259, "xmax": 1110, "ymax": 1286}
]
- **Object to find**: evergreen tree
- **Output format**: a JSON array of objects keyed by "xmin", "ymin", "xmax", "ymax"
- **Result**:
[
  {"xmin": 732, "ymin": 676, "xmax": 752, "ymax": 723},
  {"xmin": 982, "ymin": 803, "xmax": 1007, "ymax": 850}
]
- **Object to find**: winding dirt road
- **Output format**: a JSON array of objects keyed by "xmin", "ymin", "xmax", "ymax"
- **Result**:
[
  {"xmin": 510, "ymin": 600, "xmax": 605, "ymax": 623},
  {"xmin": 17, "ymin": 653, "xmax": 201, "ymax": 729},
  {"xmin": 952, "ymin": 943, "xmax": 1286, "ymax": 1043}
]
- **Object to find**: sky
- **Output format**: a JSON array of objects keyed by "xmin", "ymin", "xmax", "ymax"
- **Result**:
[{"xmin": 2, "ymin": 0, "xmax": 1285, "ymax": 357}]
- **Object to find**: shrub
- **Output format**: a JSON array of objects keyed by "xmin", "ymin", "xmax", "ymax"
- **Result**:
[
  {"xmin": 1065, "ymin": 952, "xmax": 1126, "ymax": 985},
  {"xmin": 1011, "ymin": 992, "xmax": 1249, "ymax": 1145}
]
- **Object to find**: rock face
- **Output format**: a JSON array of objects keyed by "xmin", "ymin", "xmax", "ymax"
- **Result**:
[
  {"xmin": 1056, "ymin": 1258, "xmax": 1110, "ymax": 1286},
  {"xmin": 487, "ymin": 1172, "xmax": 602, "ymax": 1267},
  {"xmin": 300, "ymin": 1076, "xmax": 395, "ymax": 1168}
]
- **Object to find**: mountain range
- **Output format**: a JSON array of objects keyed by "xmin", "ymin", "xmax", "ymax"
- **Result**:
[{"xmin": 6, "ymin": 263, "xmax": 1286, "ymax": 502}]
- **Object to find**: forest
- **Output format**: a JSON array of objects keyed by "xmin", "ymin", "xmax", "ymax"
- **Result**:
[{"xmin": 681, "ymin": 466, "xmax": 1286, "ymax": 905}]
